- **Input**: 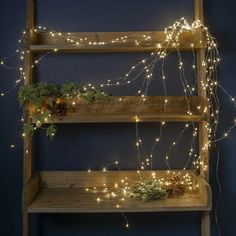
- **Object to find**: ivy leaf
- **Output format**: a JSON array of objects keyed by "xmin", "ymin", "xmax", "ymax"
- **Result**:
[
  {"xmin": 18, "ymin": 84, "xmax": 37, "ymax": 106},
  {"xmin": 37, "ymin": 82, "xmax": 58, "ymax": 97},
  {"xmin": 46, "ymin": 124, "xmax": 56, "ymax": 139},
  {"xmin": 94, "ymin": 90, "xmax": 110, "ymax": 100},
  {"xmin": 47, "ymin": 97, "xmax": 55, "ymax": 107},
  {"xmin": 60, "ymin": 82, "xmax": 78, "ymax": 97},
  {"xmin": 34, "ymin": 113, "xmax": 45, "ymax": 124},
  {"xmin": 43, "ymin": 109, "xmax": 51, "ymax": 117},
  {"xmin": 33, "ymin": 109, "xmax": 51, "ymax": 127},
  {"xmin": 23, "ymin": 123, "xmax": 34, "ymax": 135}
]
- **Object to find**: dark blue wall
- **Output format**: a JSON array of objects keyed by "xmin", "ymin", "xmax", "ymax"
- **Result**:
[{"xmin": 0, "ymin": 0, "xmax": 236, "ymax": 235}]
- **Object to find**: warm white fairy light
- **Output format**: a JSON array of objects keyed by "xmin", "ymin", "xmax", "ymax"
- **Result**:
[{"xmin": 1, "ymin": 18, "xmax": 236, "ymax": 231}]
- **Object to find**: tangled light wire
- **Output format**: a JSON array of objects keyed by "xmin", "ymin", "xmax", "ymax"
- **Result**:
[{"xmin": 0, "ymin": 18, "xmax": 234, "ymax": 232}]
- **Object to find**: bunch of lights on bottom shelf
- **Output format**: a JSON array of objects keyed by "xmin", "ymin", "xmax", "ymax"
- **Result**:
[
  {"xmin": 88, "ymin": 170, "xmax": 192, "ymax": 202},
  {"xmin": 0, "ymin": 17, "xmax": 235, "ymax": 228}
]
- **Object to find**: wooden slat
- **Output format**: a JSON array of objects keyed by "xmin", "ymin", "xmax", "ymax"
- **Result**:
[
  {"xmin": 195, "ymin": 0, "xmax": 204, "ymax": 22},
  {"xmin": 22, "ymin": 173, "xmax": 41, "ymax": 207},
  {"xmin": 23, "ymin": 51, "xmax": 33, "ymax": 186},
  {"xmin": 201, "ymin": 211, "xmax": 211, "ymax": 236},
  {"xmin": 48, "ymin": 114, "xmax": 203, "ymax": 123},
  {"xmin": 199, "ymin": 120, "xmax": 209, "ymax": 179},
  {"xmin": 23, "ymin": 1, "xmax": 35, "ymax": 236},
  {"xmin": 22, "ymin": 210, "xmax": 29, "ymax": 236},
  {"xmin": 195, "ymin": 1, "xmax": 211, "ymax": 235},
  {"xmin": 195, "ymin": 0, "xmax": 209, "ymax": 182},
  {"xmin": 30, "ymin": 29, "xmax": 206, "ymax": 53},
  {"xmin": 27, "ymin": 170, "xmax": 211, "ymax": 213},
  {"xmin": 39, "ymin": 170, "xmax": 209, "ymax": 189},
  {"xmin": 23, "ymin": 0, "xmax": 35, "ymax": 186},
  {"xmin": 23, "ymin": 0, "xmax": 35, "ymax": 184},
  {"xmin": 30, "ymin": 96, "xmax": 208, "ymax": 123},
  {"xmin": 197, "ymin": 50, "xmax": 209, "ymax": 181},
  {"xmin": 197, "ymin": 175, "xmax": 212, "ymax": 208},
  {"xmin": 39, "ymin": 170, "xmax": 190, "ymax": 188},
  {"xmin": 28, "ymin": 188, "xmax": 209, "ymax": 213}
]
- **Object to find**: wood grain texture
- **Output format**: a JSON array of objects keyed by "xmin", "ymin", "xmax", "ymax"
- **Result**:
[
  {"xmin": 22, "ymin": 173, "xmax": 41, "ymax": 206},
  {"xmin": 195, "ymin": 0, "xmax": 209, "ymax": 181},
  {"xmin": 23, "ymin": 0, "xmax": 35, "ymax": 185},
  {"xmin": 30, "ymin": 29, "xmax": 206, "ymax": 53},
  {"xmin": 197, "ymin": 175, "xmax": 212, "ymax": 208},
  {"xmin": 30, "ymin": 96, "xmax": 208, "ymax": 123},
  {"xmin": 27, "ymin": 170, "xmax": 211, "ymax": 213},
  {"xmin": 195, "ymin": 1, "xmax": 211, "ymax": 235},
  {"xmin": 201, "ymin": 211, "xmax": 211, "ymax": 236},
  {"xmin": 22, "ymin": 209, "xmax": 29, "ymax": 236},
  {"xmin": 197, "ymin": 51, "xmax": 209, "ymax": 181},
  {"xmin": 23, "ymin": 1, "xmax": 35, "ymax": 235},
  {"xmin": 195, "ymin": 0, "xmax": 204, "ymax": 22},
  {"xmin": 23, "ymin": 42, "xmax": 33, "ymax": 187},
  {"xmin": 39, "ymin": 170, "xmax": 191, "ymax": 188}
]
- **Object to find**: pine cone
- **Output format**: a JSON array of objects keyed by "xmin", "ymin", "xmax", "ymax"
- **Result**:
[
  {"xmin": 48, "ymin": 101, "xmax": 67, "ymax": 116},
  {"xmin": 163, "ymin": 175, "xmax": 186, "ymax": 197}
]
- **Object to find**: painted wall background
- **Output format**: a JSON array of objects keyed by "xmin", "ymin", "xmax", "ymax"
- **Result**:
[{"xmin": 0, "ymin": 0, "xmax": 235, "ymax": 235}]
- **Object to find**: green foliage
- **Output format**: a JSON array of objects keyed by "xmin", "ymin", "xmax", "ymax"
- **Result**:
[
  {"xmin": 18, "ymin": 82, "xmax": 110, "ymax": 139},
  {"xmin": 61, "ymin": 81, "xmax": 79, "ymax": 97},
  {"xmin": 18, "ymin": 82, "xmax": 58, "ymax": 108},
  {"xmin": 46, "ymin": 124, "xmax": 57, "ymax": 140},
  {"xmin": 130, "ymin": 180, "xmax": 168, "ymax": 201},
  {"xmin": 18, "ymin": 84, "xmax": 38, "ymax": 106},
  {"xmin": 130, "ymin": 176, "xmax": 187, "ymax": 201},
  {"xmin": 23, "ymin": 123, "xmax": 34, "ymax": 136},
  {"xmin": 61, "ymin": 81, "xmax": 110, "ymax": 101},
  {"xmin": 46, "ymin": 97, "xmax": 55, "ymax": 107},
  {"xmin": 80, "ymin": 88, "xmax": 110, "ymax": 101},
  {"xmin": 34, "ymin": 109, "xmax": 51, "ymax": 127}
]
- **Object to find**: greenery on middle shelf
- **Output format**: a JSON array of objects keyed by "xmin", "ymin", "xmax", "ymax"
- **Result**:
[{"xmin": 18, "ymin": 82, "xmax": 110, "ymax": 139}]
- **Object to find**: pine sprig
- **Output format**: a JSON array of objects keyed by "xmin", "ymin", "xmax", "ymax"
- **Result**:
[
  {"xmin": 129, "ymin": 176, "xmax": 187, "ymax": 201},
  {"xmin": 130, "ymin": 180, "xmax": 168, "ymax": 201}
]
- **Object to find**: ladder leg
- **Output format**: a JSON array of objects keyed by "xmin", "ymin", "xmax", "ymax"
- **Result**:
[
  {"xmin": 23, "ymin": 210, "xmax": 29, "ymax": 236},
  {"xmin": 201, "ymin": 211, "xmax": 211, "ymax": 236}
]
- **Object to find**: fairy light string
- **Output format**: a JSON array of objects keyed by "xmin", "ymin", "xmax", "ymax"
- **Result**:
[
  {"xmin": 1, "ymin": 18, "xmax": 235, "ymax": 230},
  {"xmin": 0, "ymin": 17, "xmax": 228, "ymax": 178}
]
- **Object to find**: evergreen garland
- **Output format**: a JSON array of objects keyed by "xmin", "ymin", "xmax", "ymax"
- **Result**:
[
  {"xmin": 130, "ymin": 175, "xmax": 187, "ymax": 201},
  {"xmin": 18, "ymin": 82, "xmax": 110, "ymax": 139}
]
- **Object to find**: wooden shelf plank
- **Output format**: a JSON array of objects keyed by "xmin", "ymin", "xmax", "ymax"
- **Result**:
[
  {"xmin": 30, "ymin": 29, "xmax": 206, "ymax": 53},
  {"xmin": 30, "ymin": 96, "xmax": 208, "ymax": 123},
  {"xmin": 27, "ymin": 170, "xmax": 211, "ymax": 213},
  {"xmin": 28, "ymin": 188, "xmax": 208, "ymax": 213}
]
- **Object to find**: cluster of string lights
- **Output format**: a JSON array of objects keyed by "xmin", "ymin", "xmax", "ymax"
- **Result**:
[{"xmin": 1, "ymin": 17, "xmax": 235, "ymax": 230}]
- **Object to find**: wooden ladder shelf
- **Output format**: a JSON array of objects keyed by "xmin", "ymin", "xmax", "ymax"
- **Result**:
[{"xmin": 22, "ymin": 0, "xmax": 211, "ymax": 236}]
